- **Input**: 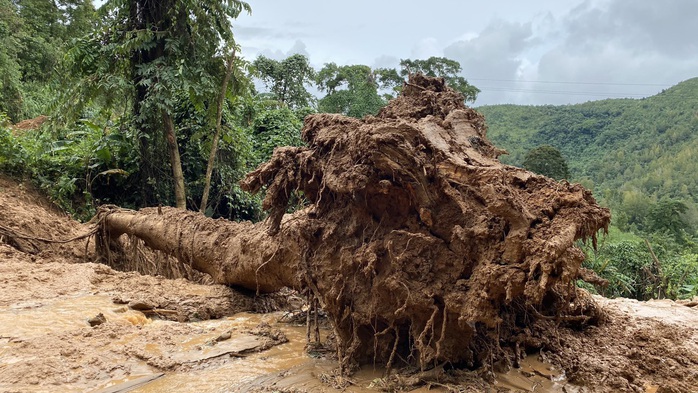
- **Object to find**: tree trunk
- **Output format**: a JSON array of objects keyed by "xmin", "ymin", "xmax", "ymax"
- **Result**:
[
  {"xmin": 96, "ymin": 75, "xmax": 610, "ymax": 372},
  {"xmin": 200, "ymin": 48, "xmax": 237, "ymax": 213},
  {"xmin": 99, "ymin": 206, "xmax": 299, "ymax": 292},
  {"xmin": 162, "ymin": 111, "xmax": 186, "ymax": 209}
]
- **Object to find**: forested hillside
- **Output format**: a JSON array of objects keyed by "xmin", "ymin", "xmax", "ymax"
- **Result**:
[
  {"xmin": 480, "ymin": 78, "xmax": 698, "ymax": 212},
  {"xmin": 479, "ymin": 79, "xmax": 698, "ymax": 299}
]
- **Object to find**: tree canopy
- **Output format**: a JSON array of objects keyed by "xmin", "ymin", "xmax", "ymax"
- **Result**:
[
  {"xmin": 253, "ymin": 54, "xmax": 316, "ymax": 110},
  {"xmin": 522, "ymin": 145, "xmax": 570, "ymax": 180},
  {"xmin": 316, "ymin": 63, "xmax": 387, "ymax": 118},
  {"xmin": 65, "ymin": 0, "xmax": 251, "ymax": 208},
  {"xmin": 0, "ymin": 0, "xmax": 96, "ymax": 122}
]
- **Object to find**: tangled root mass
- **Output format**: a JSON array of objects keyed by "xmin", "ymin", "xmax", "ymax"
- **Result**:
[{"xmin": 241, "ymin": 74, "xmax": 611, "ymax": 371}]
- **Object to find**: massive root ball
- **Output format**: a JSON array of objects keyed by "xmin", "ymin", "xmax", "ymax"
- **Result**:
[
  {"xmin": 241, "ymin": 74, "xmax": 610, "ymax": 370},
  {"xmin": 97, "ymin": 75, "xmax": 610, "ymax": 373}
]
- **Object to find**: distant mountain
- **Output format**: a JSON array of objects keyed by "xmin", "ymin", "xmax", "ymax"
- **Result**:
[{"xmin": 477, "ymin": 78, "xmax": 698, "ymax": 212}]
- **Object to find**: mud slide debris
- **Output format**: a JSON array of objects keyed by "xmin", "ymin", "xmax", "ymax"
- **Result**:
[{"xmin": 96, "ymin": 74, "xmax": 611, "ymax": 372}]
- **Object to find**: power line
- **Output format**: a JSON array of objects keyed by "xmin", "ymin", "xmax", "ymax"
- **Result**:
[
  {"xmin": 468, "ymin": 78, "xmax": 671, "ymax": 87},
  {"xmin": 478, "ymin": 86, "xmax": 657, "ymax": 98}
]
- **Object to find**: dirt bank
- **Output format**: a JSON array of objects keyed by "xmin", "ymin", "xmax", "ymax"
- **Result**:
[
  {"xmin": 546, "ymin": 296, "xmax": 698, "ymax": 392},
  {"xmin": 0, "ymin": 175, "xmax": 86, "ymax": 257}
]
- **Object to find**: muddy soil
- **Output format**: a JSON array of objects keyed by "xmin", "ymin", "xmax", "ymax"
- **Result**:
[
  {"xmin": 545, "ymin": 296, "xmax": 698, "ymax": 392},
  {"xmin": 0, "ymin": 175, "xmax": 86, "ymax": 257},
  {"xmin": 1, "ymin": 169, "xmax": 698, "ymax": 391}
]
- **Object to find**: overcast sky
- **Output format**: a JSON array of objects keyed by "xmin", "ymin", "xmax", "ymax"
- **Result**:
[{"xmin": 233, "ymin": 0, "xmax": 698, "ymax": 106}]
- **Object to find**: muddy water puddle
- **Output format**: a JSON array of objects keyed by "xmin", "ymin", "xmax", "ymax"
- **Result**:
[
  {"xmin": 1, "ymin": 293, "xmax": 580, "ymax": 392},
  {"xmin": 1, "ymin": 295, "xmax": 145, "ymax": 335}
]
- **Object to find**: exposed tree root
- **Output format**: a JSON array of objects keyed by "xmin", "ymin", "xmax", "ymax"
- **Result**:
[{"xmin": 90, "ymin": 74, "xmax": 610, "ymax": 373}]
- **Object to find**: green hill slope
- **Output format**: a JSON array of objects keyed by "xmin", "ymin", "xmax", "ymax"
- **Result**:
[{"xmin": 478, "ymin": 78, "xmax": 698, "ymax": 225}]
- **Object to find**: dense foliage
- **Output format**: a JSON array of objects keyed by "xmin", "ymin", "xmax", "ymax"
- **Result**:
[
  {"xmin": 253, "ymin": 54, "xmax": 316, "ymax": 110},
  {"xmin": 0, "ymin": 0, "xmax": 694, "ymax": 300},
  {"xmin": 521, "ymin": 145, "xmax": 569, "ymax": 180},
  {"xmin": 479, "ymin": 78, "xmax": 698, "ymax": 299},
  {"xmin": 0, "ymin": 0, "xmax": 96, "ymax": 122}
]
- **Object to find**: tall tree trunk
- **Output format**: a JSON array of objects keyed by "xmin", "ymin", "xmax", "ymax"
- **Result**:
[
  {"xmin": 162, "ymin": 111, "xmax": 186, "ymax": 209},
  {"xmin": 200, "ymin": 48, "xmax": 237, "ymax": 213},
  {"xmin": 99, "ymin": 206, "xmax": 300, "ymax": 292},
  {"xmin": 130, "ymin": 0, "xmax": 171, "ymax": 207}
]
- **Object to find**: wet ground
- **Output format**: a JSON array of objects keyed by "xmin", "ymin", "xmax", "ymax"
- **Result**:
[
  {"xmin": 0, "ymin": 255, "xmax": 575, "ymax": 393},
  {"xmin": 1, "ymin": 175, "xmax": 697, "ymax": 392}
]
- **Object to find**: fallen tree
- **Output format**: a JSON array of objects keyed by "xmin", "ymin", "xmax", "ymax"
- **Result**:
[{"xmin": 95, "ymin": 74, "xmax": 610, "ymax": 372}]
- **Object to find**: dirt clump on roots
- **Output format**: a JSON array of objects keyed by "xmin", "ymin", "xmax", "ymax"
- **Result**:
[{"xmin": 93, "ymin": 74, "xmax": 612, "ymax": 373}]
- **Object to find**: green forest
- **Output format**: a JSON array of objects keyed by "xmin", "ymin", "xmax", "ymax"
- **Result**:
[
  {"xmin": 479, "ymin": 79, "xmax": 698, "ymax": 300},
  {"xmin": 1, "ymin": 0, "xmax": 696, "ymax": 301}
]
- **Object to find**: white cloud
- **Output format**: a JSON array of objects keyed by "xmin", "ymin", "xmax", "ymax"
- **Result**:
[
  {"xmin": 410, "ymin": 38, "xmax": 442, "ymax": 59},
  {"xmin": 232, "ymin": 0, "xmax": 696, "ymax": 105},
  {"xmin": 287, "ymin": 40, "xmax": 310, "ymax": 57},
  {"xmin": 462, "ymin": 0, "xmax": 698, "ymax": 105}
]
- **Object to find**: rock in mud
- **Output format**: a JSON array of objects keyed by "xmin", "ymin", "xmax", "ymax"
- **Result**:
[
  {"xmin": 88, "ymin": 313, "xmax": 106, "ymax": 327},
  {"xmin": 128, "ymin": 300, "xmax": 155, "ymax": 311},
  {"xmin": 215, "ymin": 331, "xmax": 232, "ymax": 342}
]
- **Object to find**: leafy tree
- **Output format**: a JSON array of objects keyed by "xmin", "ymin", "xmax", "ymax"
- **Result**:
[
  {"xmin": 372, "ymin": 67, "xmax": 404, "ymax": 99},
  {"xmin": 0, "ymin": 0, "xmax": 96, "ymax": 121},
  {"xmin": 316, "ymin": 63, "xmax": 386, "ymax": 118},
  {"xmin": 648, "ymin": 199, "xmax": 690, "ymax": 241},
  {"xmin": 0, "ymin": 0, "xmax": 24, "ymax": 121},
  {"xmin": 522, "ymin": 145, "xmax": 569, "ymax": 180},
  {"xmin": 615, "ymin": 188, "xmax": 653, "ymax": 232},
  {"xmin": 253, "ymin": 54, "xmax": 316, "ymax": 109},
  {"xmin": 65, "ymin": 0, "xmax": 251, "ymax": 209},
  {"xmin": 399, "ymin": 57, "xmax": 480, "ymax": 102},
  {"xmin": 250, "ymin": 104, "xmax": 304, "ymax": 164},
  {"xmin": 16, "ymin": 0, "xmax": 96, "ymax": 85}
]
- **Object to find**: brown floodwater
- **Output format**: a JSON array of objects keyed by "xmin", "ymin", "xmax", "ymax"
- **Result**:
[{"xmin": 1, "ymin": 294, "xmax": 579, "ymax": 392}]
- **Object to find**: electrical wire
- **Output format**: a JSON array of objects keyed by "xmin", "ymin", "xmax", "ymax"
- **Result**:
[
  {"xmin": 468, "ymin": 78, "xmax": 672, "ymax": 87},
  {"xmin": 477, "ymin": 86, "xmax": 657, "ymax": 98}
]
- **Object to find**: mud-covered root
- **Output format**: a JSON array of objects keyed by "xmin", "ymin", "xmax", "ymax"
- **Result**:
[
  {"xmin": 93, "ymin": 205, "xmax": 303, "ymax": 292},
  {"xmin": 243, "ymin": 74, "xmax": 611, "ymax": 372},
  {"xmin": 90, "ymin": 74, "xmax": 610, "ymax": 373}
]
